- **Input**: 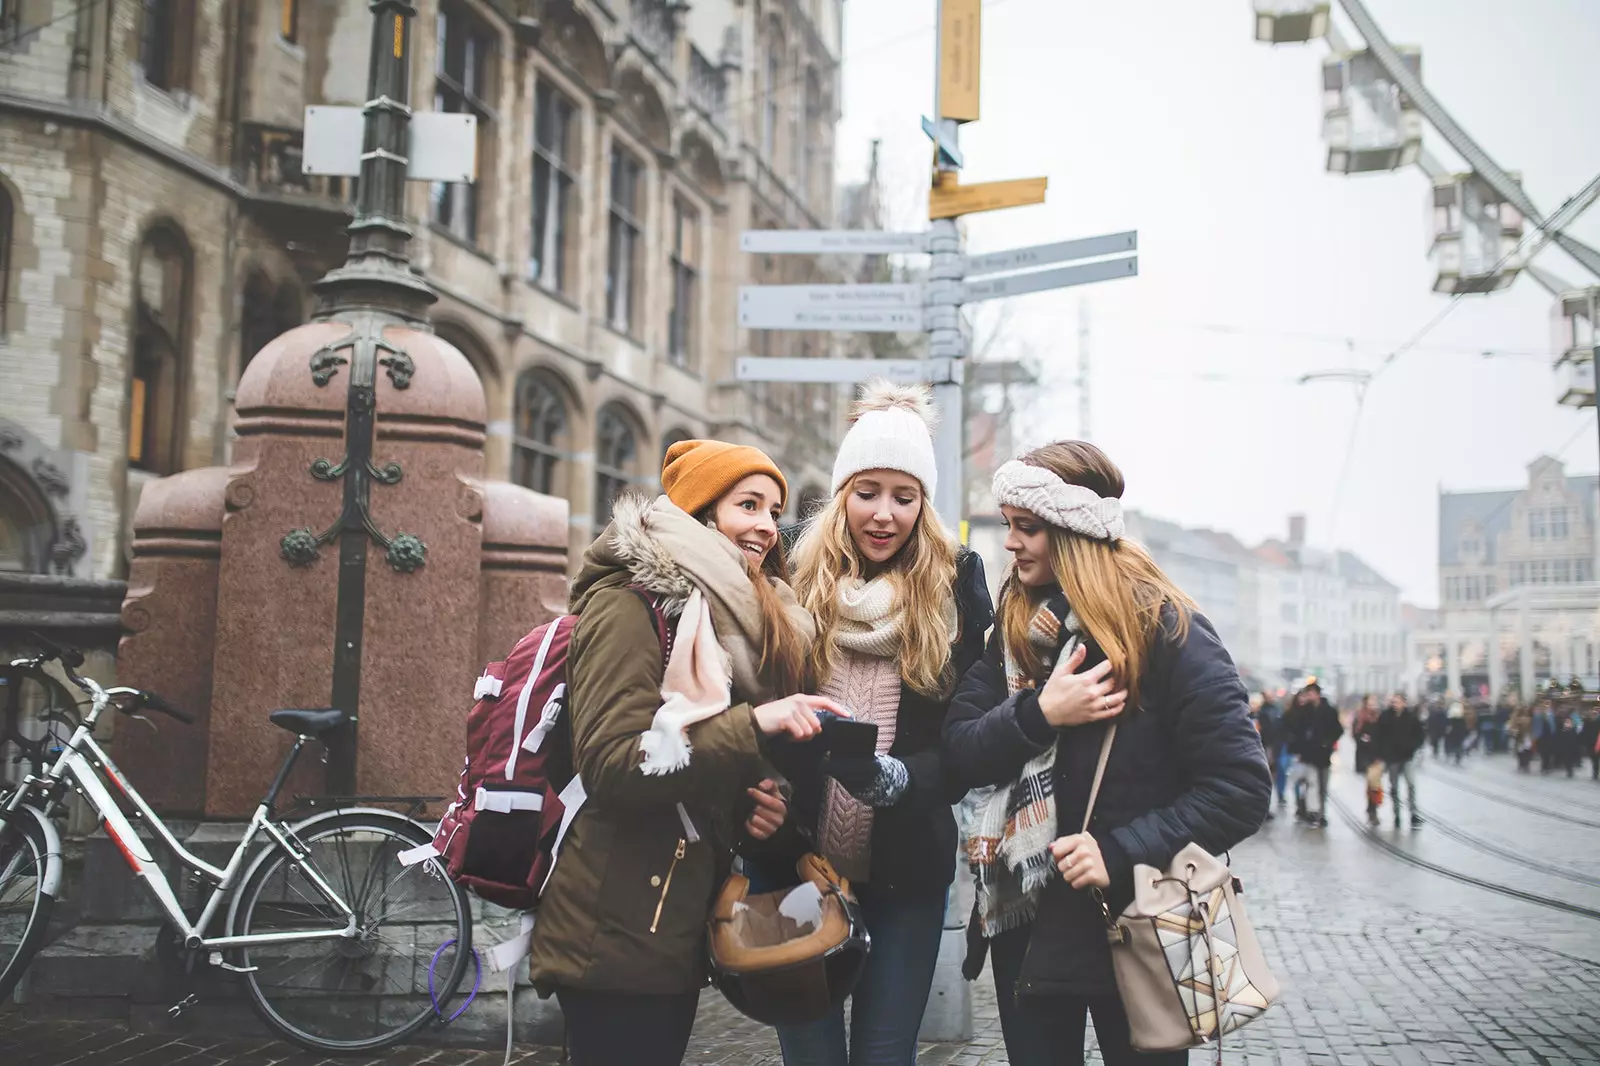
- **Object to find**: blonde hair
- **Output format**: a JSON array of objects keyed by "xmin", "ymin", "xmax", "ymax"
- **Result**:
[
  {"xmin": 999, "ymin": 441, "xmax": 1193, "ymax": 710},
  {"xmin": 791, "ymin": 381, "xmax": 959, "ymax": 696}
]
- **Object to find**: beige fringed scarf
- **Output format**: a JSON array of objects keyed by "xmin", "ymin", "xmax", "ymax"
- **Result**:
[{"xmin": 594, "ymin": 495, "xmax": 816, "ymax": 774}]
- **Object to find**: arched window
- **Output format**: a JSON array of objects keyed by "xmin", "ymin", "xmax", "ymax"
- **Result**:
[
  {"xmin": 512, "ymin": 370, "xmax": 569, "ymax": 496},
  {"xmin": 239, "ymin": 271, "xmax": 302, "ymax": 376},
  {"xmin": 0, "ymin": 180, "xmax": 11, "ymax": 335},
  {"xmin": 130, "ymin": 224, "xmax": 191, "ymax": 474},
  {"xmin": 594, "ymin": 403, "xmax": 641, "ymax": 527},
  {"xmin": 661, "ymin": 427, "xmax": 693, "ymax": 465}
]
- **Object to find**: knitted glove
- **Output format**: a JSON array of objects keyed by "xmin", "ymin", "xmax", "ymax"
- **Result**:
[{"xmin": 823, "ymin": 754, "xmax": 910, "ymax": 807}]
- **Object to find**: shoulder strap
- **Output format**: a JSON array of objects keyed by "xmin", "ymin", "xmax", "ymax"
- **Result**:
[
  {"xmin": 626, "ymin": 585, "xmax": 672, "ymax": 661},
  {"xmin": 1080, "ymin": 722, "xmax": 1118, "ymax": 834}
]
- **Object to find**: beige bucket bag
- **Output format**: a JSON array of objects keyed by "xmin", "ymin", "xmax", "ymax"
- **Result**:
[{"xmin": 1083, "ymin": 723, "xmax": 1280, "ymax": 1058}]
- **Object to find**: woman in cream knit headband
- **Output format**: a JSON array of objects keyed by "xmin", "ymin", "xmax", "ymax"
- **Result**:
[
  {"xmin": 943, "ymin": 441, "xmax": 1271, "ymax": 1066},
  {"xmin": 762, "ymin": 380, "xmax": 994, "ymax": 1066}
]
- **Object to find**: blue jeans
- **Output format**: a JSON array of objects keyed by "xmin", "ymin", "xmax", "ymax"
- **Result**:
[
  {"xmin": 1272, "ymin": 744, "xmax": 1292, "ymax": 801},
  {"xmin": 774, "ymin": 886, "xmax": 947, "ymax": 1066}
]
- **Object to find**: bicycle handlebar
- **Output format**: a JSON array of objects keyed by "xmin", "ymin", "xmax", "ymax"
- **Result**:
[{"xmin": 17, "ymin": 632, "xmax": 195, "ymax": 725}]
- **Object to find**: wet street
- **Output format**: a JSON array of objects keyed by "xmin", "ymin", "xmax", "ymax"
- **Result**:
[{"xmin": 4, "ymin": 747, "xmax": 1599, "ymax": 1065}]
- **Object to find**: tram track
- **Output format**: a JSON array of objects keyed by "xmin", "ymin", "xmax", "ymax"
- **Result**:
[
  {"xmin": 1421, "ymin": 768, "xmax": 1600, "ymax": 830},
  {"xmin": 1410, "ymin": 805, "xmax": 1600, "ymax": 890},
  {"xmin": 1325, "ymin": 790, "xmax": 1600, "ymax": 922}
]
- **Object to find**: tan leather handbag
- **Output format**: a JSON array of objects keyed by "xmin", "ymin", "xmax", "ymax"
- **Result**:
[
  {"xmin": 707, "ymin": 854, "xmax": 870, "ymax": 1026},
  {"xmin": 1084, "ymin": 724, "xmax": 1280, "ymax": 1058}
]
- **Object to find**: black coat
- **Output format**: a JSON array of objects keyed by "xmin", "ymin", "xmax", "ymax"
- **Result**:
[
  {"xmin": 758, "ymin": 548, "xmax": 994, "ymax": 897},
  {"xmin": 942, "ymin": 604, "xmax": 1271, "ymax": 995},
  {"xmin": 1285, "ymin": 698, "xmax": 1342, "ymax": 767},
  {"xmin": 1375, "ymin": 706, "xmax": 1424, "ymax": 764}
]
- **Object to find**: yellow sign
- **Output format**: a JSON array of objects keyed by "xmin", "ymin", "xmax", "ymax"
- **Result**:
[
  {"xmin": 928, "ymin": 173, "xmax": 1048, "ymax": 219},
  {"xmin": 393, "ymin": 14, "xmax": 404, "ymax": 57},
  {"xmin": 938, "ymin": 0, "xmax": 981, "ymax": 122}
]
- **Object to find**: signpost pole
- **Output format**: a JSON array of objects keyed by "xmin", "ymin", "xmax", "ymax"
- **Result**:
[{"xmin": 929, "ymin": 0, "xmax": 968, "ymax": 535}]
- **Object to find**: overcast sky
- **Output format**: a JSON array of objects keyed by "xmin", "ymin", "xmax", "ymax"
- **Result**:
[{"xmin": 831, "ymin": 0, "xmax": 1600, "ymax": 607}]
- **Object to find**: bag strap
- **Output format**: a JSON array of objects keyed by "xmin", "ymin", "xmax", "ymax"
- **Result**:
[{"xmin": 1079, "ymin": 721, "xmax": 1118, "ymax": 834}]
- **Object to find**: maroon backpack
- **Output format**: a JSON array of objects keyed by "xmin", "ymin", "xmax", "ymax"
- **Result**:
[{"xmin": 432, "ymin": 588, "xmax": 669, "ymax": 910}]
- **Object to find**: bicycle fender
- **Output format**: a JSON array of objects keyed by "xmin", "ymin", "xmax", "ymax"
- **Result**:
[
  {"xmin": 2, "ymin": 806, "xmax": 63, "ymax": 897},
  {"xmin": 223, "ymin": 807, "xmax": 433, "ymax": 935}
]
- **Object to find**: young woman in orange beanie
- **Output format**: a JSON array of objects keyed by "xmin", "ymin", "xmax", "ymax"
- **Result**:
[{"xmin": 530, "ymin": 439, "xmax": 844, "ymax": 1066}]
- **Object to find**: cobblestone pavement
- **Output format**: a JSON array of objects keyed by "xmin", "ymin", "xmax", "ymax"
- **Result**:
[{"xmin": 5, "ymin": 749, "xmax": 1599, "ymax": 1064}]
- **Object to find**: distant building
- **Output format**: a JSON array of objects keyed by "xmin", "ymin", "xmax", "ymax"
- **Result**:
[{"xmin": 1429, "ymin": 456, "xmax": 1600, "ymax": 700}]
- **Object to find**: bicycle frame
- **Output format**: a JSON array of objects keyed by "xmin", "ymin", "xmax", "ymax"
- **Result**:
[{"xmin": 3, "ymin": 674, "xmax": 358, "ymax": 952}]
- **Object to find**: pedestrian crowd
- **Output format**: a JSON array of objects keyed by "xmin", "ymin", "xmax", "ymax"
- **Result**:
[
  {"xmin": 500, "ymin": 380, "xmax": 1273, "ymax": 1066},
  {"xmin": 1248, "ymin": 678, "xmax": 1600, "ymax": 835}
]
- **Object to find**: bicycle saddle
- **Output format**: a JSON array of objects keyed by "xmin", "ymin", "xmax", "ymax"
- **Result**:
[{"xmin": 268, "ymin": 707, "xmax": 348, "ymax": 737}]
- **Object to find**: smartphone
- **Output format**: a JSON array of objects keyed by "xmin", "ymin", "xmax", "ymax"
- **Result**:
[{"xmin": 821, "ymin": 717, "xmax": 878, "ymax": 759}]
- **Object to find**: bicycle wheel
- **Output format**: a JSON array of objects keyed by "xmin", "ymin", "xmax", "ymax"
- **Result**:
[
  {"xmin": 0, "ymin": 812, "xmax": 53, "ymax": 1001},
  {"xmin": 231, "ymin": 812, "xmax": 472, "ymax": 1053}
]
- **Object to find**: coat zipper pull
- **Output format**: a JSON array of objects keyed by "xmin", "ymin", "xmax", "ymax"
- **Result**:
[{"xmin": 649, "ymin": 838, "xmax": 688, "ymax": 934}]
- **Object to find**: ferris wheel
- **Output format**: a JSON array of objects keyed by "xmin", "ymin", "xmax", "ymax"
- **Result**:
[{"xmin": 1253, "ymin": 1, "xmax": 1600, "ymax": 410}]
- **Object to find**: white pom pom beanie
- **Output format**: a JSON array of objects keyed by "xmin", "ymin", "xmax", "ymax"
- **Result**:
[{"xmin": 830, "ymin": 380, "xmax": 939, "ymax": 500}]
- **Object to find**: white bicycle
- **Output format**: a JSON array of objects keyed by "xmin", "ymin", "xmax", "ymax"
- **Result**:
[{"xmin": 0, "ymin": 636, "xmax": 473, "ymax": 1054}]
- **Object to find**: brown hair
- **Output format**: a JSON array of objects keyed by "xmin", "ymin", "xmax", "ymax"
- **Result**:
[
  {"xmin": 998, "ymin": 441, "xmax": 1193, "ymax": 710},
  {"xmin": 697, "ymin": 505, "xmax": 807, "ymax": 698}
]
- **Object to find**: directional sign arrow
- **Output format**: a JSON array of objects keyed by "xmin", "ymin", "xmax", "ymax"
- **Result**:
[
  {"xmin": 737, "ymin": 358, "xmax": 927, "ymax": 385},
  {"xmin": 928, "ymin": 173, "xmax": 1047, "ymax": 220},
  {"xmin": 739, "ymin": 306, "xmax": 927, "ymax": 332},
  {"xmin": 739, "ymin": 283, "xmax": 922, "ymax": 313},
  {"xmin": 964, "ymin": 231, "xmax": 1138, "ymax": 278},
  {"xmin": 922, "ymin": 116, "xmax": 965, "ymax": 170},
  {"xmin": 740, "ymin": 230, "xmax": 928, "ymax": 255},
  {"xmin": 962, "ymin": 256, "xmax": 1138, "ymax": 302}
]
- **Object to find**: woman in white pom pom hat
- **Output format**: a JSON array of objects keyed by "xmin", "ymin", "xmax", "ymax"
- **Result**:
[
  {"xmin": 762, "ymin": 380, "xmax": 994, "ymax": 1066},
  {"xmin": 942, "ymin": 441, "xmax": 1270, "ymax": 1066}
]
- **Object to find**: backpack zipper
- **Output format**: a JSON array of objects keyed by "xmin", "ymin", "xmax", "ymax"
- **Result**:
[{"xmin": 649, "ymin": 838, "xmax": 688, "ymax": 933}]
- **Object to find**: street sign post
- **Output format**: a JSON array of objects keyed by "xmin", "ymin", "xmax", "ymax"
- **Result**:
[
  {"xmin": 736, "ymin": 357, "xmax": 958, "ymax": 386},
  {"xmin": 964, "ymin": 231, "xmax": 1138, "ymax": 277},
  {"xmin": 962, "ymin": 256, "xmax": 1139, "ymax": 302},
  {"xmin": 928, "ymin": 172, "xmax": 1049, "ymax": 220},
  {"xmin": 740, "ymin": 230, "xmax": 928, "ymax": 255},
  {"xmin": 938, "ymin": 0, "xmax": 982, "ymax": 121}
]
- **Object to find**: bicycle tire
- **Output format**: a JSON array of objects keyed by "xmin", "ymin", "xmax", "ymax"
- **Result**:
[
  {"xmin": 231, "ymin": 811, "xmax": 472, "ymax": 1054},
  {"xmin": 0, "ymin": 812, "xmax": 53, "ymax": 1001}
]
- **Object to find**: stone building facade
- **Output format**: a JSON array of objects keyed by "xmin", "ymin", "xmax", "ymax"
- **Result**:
[
  {"xmin": 0, "ymin": 0, "xmax": 848, "ymax": 579},
  {"xmin": 1425, "ymin": 456, "xmax": 1600, "ymax": 699}
]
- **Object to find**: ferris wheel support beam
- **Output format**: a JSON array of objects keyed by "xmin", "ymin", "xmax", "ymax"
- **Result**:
[{"xmin": 1333, "ymin": 0, "xmax": 1600, "ymax": 283}]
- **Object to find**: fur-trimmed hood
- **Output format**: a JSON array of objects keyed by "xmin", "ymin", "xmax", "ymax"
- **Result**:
[
  {"xmin": 572, "ymin": 493, "xmax": 696, "ymax": 614},
  {"xmin": 571, "ymin": 493, "xmax": 816, "ymax": 703}
]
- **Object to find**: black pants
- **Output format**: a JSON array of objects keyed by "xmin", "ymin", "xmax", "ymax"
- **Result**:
[
  {"xmin": 556, "ymin": 986, "xmax": 700, "ymax": 1066},
  {"xmin": 989, "ymin": 927, "xmax": 1187, "ymax": 1066}
]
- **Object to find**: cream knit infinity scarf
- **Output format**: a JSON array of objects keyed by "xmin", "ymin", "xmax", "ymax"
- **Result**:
[{"xmin": 832, "ymin": 576, "xmax": 903, "ymax": 659}]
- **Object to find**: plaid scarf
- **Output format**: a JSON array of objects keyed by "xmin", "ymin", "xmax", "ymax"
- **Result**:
[{"xmin": 965, "ymin": 592, "xmax": 1080, "ymax": 937}]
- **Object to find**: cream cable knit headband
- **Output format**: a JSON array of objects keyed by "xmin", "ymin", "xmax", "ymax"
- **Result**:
[{"xmin": 992, "ymin": 459, "xmax": 1125, "ymax": 543}]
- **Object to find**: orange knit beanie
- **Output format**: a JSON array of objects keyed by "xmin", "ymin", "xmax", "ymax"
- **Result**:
[{"xmin": 661, "ymin": 439, "xmax": 788, "ymax": 517}]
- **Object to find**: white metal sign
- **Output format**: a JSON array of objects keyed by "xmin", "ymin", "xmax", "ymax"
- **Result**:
[
  {"xmin": 736, "ymin": 357, "xmax": 927, "ymax": 385},
  {"xmin": 302, "ymin": 107, "xmax": 478, "ymax": 183},
  {"xmin": 962, "ymin": 256, "xmax": 1138, "ymax": 303},
  {"xmin": 739, "ymin": 306, "xmax": 926, "ymax": 332},
  {"xmin": 964, "ymin": 231, "xmax": 1137, "ymax": 278},
  {"xmin": 740, "ymin": 231, "xmax": 929, "ymax": 255},
  {"xmin": 740, "ymin": 283, "xmax": 921, "ymax": 311}
]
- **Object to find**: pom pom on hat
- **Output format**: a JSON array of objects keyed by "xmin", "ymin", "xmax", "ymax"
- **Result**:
[
  {"xmin": 831, "ymin": 380, "xmax": 939, "ymax": 498},
  {"xmin": 661, "ymin": 439, "xmax": 788, "ymax": 517}
]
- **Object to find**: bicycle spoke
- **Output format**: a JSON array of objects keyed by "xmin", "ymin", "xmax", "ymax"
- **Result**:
[{"xmin": 235, "ymin": 816, "xmax": 469, "ymax": 1054}]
